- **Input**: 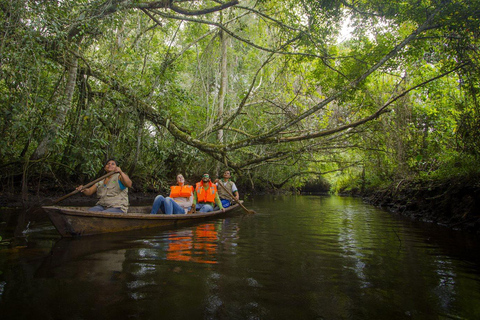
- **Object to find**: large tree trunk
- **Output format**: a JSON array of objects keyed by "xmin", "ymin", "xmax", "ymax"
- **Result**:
[
  {"xmin": 216, "ymin": 28, "xmax": 228, "ymax": 175},
  {"xmin": 393, "ymin": 91, "xmax": 411, "ymax": 178},
  {"xmin": 61, "ymin": 71, "xmax": 88, "ymax": 168},
  {"xmin": 129, "ymin": 111, "xmax": 144, "ymax": 176},
  {"xmin": 23, "ymin": 52, "xmax": 78, "ymax": 202},
  {"xmin": 217, "ymin": 29, "xmax": 228, "ymax": 144},
  {"xmin": 31, "ymin": 53, "xmax": 79, "ymax": 160}
]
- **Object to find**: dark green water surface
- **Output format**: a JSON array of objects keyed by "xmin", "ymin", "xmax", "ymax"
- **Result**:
[{"xmin": 1, "ymin": 195, "xmax": 479, "ymax": 319}]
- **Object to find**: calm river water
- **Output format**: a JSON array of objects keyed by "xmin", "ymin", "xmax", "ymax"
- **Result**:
[{"xmin": 0, "ymin": 195, "xmax": 479, "ymax": 319}]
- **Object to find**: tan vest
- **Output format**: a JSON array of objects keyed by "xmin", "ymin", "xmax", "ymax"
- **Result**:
[
  {"xmin": 96, "ymin": 173, "xmax": 129, "ymax": 213},
  {"xmin": 217, "ymin": 180, "xmax": 235, "ymax": 199}
]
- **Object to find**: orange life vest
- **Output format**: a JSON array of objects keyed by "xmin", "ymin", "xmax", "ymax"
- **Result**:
[
  {"xmin": 169, "ymin": 185, "xmax": 194, "ymax": 198},
  {"xmin": 195, "ymin": 182, "xmax": 217, "ymax": 203}
]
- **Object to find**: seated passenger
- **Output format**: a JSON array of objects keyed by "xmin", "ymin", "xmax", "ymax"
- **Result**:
[
  {"xmin": 192, "ymin": 173, "xmax": 224, "ymax": 213},
  {"xmin": 150, "ymin": 174, "xmax": 194, "ymax": 214}
]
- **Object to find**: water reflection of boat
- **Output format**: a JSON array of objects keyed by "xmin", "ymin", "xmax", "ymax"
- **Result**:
[
  {"xmin": 35, "ymin": 233, "xmax": 134, "ymax": 278},
  {"xmin": 43, "ymin": 203, "xmax": 241, "ymax": 237},
  {"xmin": 166, "ymin": 224, "xmax": 219, "ymax": 264}
]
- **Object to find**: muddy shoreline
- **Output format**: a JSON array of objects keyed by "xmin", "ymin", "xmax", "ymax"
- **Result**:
[{"xmin": 362, "ymin": 174, "xmax": 480, "ymax": 235}]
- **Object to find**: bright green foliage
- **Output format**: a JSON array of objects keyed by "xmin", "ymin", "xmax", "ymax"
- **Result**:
[{"xmin": 0, "ymin": 0, "xmax": 479, "ymax": 195}]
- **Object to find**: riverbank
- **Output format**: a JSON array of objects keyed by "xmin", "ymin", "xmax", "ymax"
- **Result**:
[
  {"xmin": 362, "ymin": 174, "xmax": 480, "ymax": 235},
  {"xmin": 2, "ymin": 175, "xmax": 479, "ymax": 235}
]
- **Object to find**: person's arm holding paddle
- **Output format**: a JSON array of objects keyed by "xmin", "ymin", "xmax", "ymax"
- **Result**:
[
  {"xmin": 75, "ymin": 159, "xmax": 131, "ymax": 213},
  {"xmin": 215, "ymin": 170, "xmax": 239, "ymax": 208},
  {"xmin": 77, "ymin": 160, "xmax": 131, "ymax": 194},
  {"xmin": 216, "ymin": 180, "xmax": 255, "ymax": 214},
  {"xmin": 76, "ymin": 183, "xmax": 97, "ymax": 196},
  {"xmin": 231, "ymin": 185, "xmax": 239, "ymax": 202},
  {"xmin": 115, "ymin": 166, "xmax": 132, "ymax": 188}
]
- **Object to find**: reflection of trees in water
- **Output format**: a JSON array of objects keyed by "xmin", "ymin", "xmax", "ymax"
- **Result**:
[
  {"xmin": 4, "ymin": 196, "xmax": 480, "ymax": 319},
  {"xmin": 1, "ymin": 219, "xmax": 245, "ymax": 317}
]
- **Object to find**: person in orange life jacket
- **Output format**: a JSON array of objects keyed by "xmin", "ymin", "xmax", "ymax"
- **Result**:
[
  {"xmin": 76, "ymin": 159, "xmax": 132, "ymax": 213},
  {"xmin": 150, "ymin": 174, "xmax": 194, "ymax": 215},
  {"xmin": 215, "ymin": 170, "xmax": 239, "ymax": 208},
  {"xmin": 192, "ymin": 173, "xmax": 224, "ymax": 213}
]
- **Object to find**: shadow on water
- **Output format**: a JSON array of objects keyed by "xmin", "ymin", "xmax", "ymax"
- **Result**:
[{"xmin": 1, "ymin": 195, "xmax": 479, "ymax": 319}]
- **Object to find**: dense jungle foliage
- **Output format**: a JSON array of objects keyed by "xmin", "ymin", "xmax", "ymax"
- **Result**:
[{"xmin": 0, "ymin": 0, "xmax": 479, "ymax": 203}]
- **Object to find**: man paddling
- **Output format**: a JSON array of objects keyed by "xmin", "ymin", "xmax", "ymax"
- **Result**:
[{"xmin": 215, "ymin": 170, "xmax": 239, "ymax": 208}]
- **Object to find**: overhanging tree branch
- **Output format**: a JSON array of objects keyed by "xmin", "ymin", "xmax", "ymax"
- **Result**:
[
  {"xmin": 221, "ymin": 5, "xmax": 450, "ymax": 151},
  {"xmin": 264, "ymin": 164, "xmax": 360, "ymax": 189},
  {"xmin": 274, "ymin": 62, "xmax": 469, "ymax": 143},
  {"xmin": 148, "ymin": 8, "xmax": 331, "ymax": 60}
]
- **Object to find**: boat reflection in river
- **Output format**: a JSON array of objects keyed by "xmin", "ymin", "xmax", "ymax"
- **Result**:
[
  {"xmin": 37, "ymin": 221, "xmax": 230, "ymax": 276},
  {"xmin": 1, "ymin": 195, "xmax": 479, "ymax": 319},
  {"xmin": 166, "ymin": 224, "xmax": 219, "ymax": 264}
]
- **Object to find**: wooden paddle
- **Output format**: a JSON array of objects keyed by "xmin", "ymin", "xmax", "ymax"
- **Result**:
[
  {"xmin": 50, "ymin": 171, "xmax": 116, "ymax": 205},
  {"xmin": 216, "ymin": 180, "xmax": 255, "ymax": 214},
  {"xmin": 17, "ymin": 171, "xmax": 118, "ymax": 238}
]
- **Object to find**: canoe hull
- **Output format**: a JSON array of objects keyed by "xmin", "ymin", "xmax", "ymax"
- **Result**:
[{"xmin": 44, "ymin": 204, "xmax": 241, "ymax": 237}]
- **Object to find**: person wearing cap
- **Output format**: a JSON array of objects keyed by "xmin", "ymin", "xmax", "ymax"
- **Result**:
[
  {"xmin": 76, "ymin": 159, "xmax": 132, "ymax": 213},
  {"xmin": 192, "ymin": 173, "xmax": 224, "ymax": 213},
  {"xmin": 150, "ymin": 174, "xmax": 194, "ymax": 215},
  {"xmin": 215, "ymin": 170, "xmax": 239, "ymax": 208}
]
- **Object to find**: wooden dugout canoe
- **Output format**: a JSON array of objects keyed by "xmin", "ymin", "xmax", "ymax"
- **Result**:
[{"xmin": 43, "ymin": 202, "xmax": 242, "ymax": 237}]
